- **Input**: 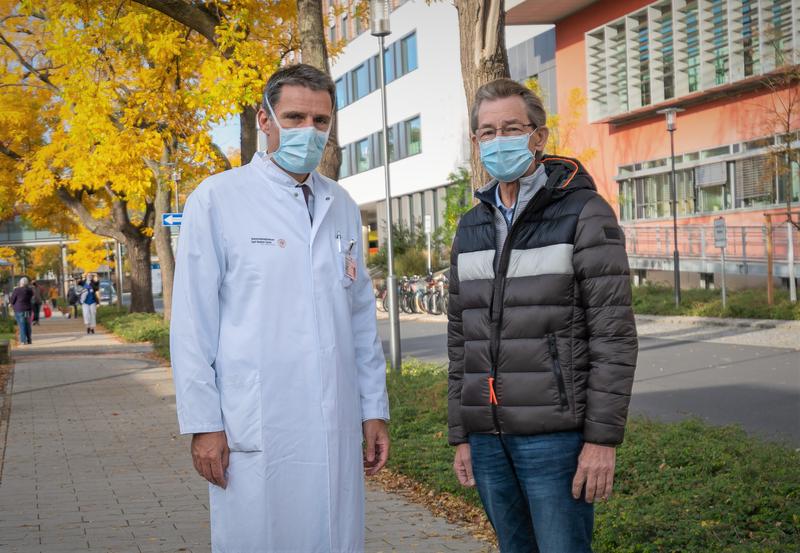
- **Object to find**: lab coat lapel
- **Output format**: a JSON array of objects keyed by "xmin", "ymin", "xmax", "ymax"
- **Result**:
[{"xmin": 310, "ymin": 173, "xmax": 334, "ymax": 245}]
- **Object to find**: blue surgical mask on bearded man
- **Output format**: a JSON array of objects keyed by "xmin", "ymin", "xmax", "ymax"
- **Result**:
[
  {"xmin": 479, "ymin": 133, "xmax": 536, "ymax": 183},
  {"xmin": 264, "ymin": 99, "xmax": 330, "ymax": 174}
]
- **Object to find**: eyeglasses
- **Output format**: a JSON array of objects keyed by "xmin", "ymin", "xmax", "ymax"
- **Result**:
[{"xmin": 475, "ymin": 123, "xmax": 536, "ymax": 142}]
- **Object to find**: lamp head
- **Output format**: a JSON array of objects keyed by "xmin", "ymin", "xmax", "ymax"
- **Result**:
[{"xmin": 369, "ymin": 0, "xmax": 391, "ymax": 37}]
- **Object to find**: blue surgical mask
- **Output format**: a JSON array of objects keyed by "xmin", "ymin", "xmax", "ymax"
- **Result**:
[
  {"xmin": 479, "ymin": 134, "xmax": 535, "ymax": 183},
  {"xmin": 265, "ymin": 100, "xmax": 329, "ymax": 174}
]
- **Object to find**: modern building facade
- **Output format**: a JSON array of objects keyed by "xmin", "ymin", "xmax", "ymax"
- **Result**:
[
  {"xmin": 506, "ymin": 0, "xmax": 799, "ymax": 288},
  {"xmin": 325, "ymin": 0, "xmax": 553, "ymax": 252}
]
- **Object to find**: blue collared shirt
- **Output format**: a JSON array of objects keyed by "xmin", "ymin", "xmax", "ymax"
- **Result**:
[{"xmin": 494, "ymin": 184, "xmax": 516, "ymax": 227}]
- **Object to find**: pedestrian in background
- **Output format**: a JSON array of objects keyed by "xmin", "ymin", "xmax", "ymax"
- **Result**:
[
  {"xmin": 67, "ymin": 279, "xmax": 79, "ymax": 319},
  {"xmin": 77, "ymin": 273, "xmax": 99, "ymax": 334},
  {"xmin": 10, "ymin": 277, "xmax": 33, "ymax": 345},
  {"xmin": 447, "ymin": 78, "xmax": 638, "ymax": 553},
  {"xmin": 31, "ymin": 280, "xmax": 43, "ymax": 326}
]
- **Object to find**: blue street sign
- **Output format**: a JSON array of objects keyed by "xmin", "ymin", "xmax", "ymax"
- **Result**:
[{"xmin": 162, "ymin": 213, "xmax": 183, "ymax": 227}]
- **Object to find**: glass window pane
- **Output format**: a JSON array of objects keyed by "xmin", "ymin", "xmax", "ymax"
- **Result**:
[
  {"xmin": 335, "ymin": 78, "xmax": 347, "ymax": 109},
  {"xmin": 405, "ymin": 117, "xmax": 421, "ymax": 156},
  {"xmin": 340, "ymin": 147, "xmax": 350, "ymax": 178},
  {"xmin": 341, "ymin": 15, "xmax": 348, "ymax": 41},
  {"xmin": 402, "ymin": 33, "xmax": 417, "ymax": 73},
  {"xmin": 356, "ymin": 139, "xmax": 370, "ymax": 173},
  {"xmin": 388, "ymin": 126, "xmax": 397, "ymax": 162},
  {"xmin": 384, "ymin": 46, "xmax": 395, "ymax": 83},
  {"xmin": 354, "ymin": 64, "xmax": 369, "ymax": 99}
]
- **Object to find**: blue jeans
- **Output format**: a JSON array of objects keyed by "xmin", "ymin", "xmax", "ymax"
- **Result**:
[
  {"xmin": 469, "ymin": 432, "xmax": 594, "ymax": 553},
  {"xmin": 15, "ymin": 311, "xmax": 31, "ymax": 344}
]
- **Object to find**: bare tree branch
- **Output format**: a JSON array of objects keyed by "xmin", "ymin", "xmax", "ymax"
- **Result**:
[
  {"xmin": 129, "ymin": 0, "xmax": 221, "ymax": 46},
  {"xmin": 0, "ymin": 31, "xmax": 58, "ymax": 92}
]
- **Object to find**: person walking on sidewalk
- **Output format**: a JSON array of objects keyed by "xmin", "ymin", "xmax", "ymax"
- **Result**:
[
  {"xmin": 31, "ymin": 280, "xmax": 43, "ymax": 326},
  {"xmin": 447, "ymin": 79, "xmax": 638, "ymax": 553},
  {"xmin": 171, "ymin": 64, "xmax": 390, "ymax": 552},
  {"xmin": 67, "ymin": 279, "xmax": 79, "ymax": 319},
  {"xmin": 77, "ymin": 273, "xmax": 99, "ymax": 334},
  {"xmin": 10, "ymin": 277, "xmax": 33, "ymax": 345}
]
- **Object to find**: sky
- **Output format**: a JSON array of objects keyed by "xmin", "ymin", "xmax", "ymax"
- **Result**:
[{"xmin": 210, "ymin": 115, "xmax": 241, "ymax": 152}]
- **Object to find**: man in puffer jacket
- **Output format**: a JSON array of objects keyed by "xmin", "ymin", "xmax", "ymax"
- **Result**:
[{"xmin": 447, "ymin": 78, "xmax": 638, "ymax": 553}]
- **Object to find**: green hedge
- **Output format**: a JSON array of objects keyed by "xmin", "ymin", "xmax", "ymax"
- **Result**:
[
  {"xmin": 632, "ymin": 285, "xmax": 800, "ymax": 320},
  {"xmin": 97, "ymin": 306, "xmax": 170, "ymax": 360},
  {"xmin": 388, "ymin": 361, "xmax": 800, "ymax": 552}
]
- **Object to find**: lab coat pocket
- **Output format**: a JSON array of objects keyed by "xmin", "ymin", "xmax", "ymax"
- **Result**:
[{"xmin": 218, "ymin": 373, "xmax": 263, "ymax": 452}]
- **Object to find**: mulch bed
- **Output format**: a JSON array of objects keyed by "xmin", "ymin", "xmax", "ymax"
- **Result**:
[{"xmin": 372, "ymin": 469, "xmax": 497, "ymax": 548}]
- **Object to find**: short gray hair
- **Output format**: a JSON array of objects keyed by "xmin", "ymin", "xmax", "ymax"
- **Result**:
[
  {"xmin": 18, "ymin": 277, "xmax": 28, "ymax": 287},
  {"xmin": 470, "ymin": 78, "xmax": 547, "ymax": 133},
  {"xmin": 262, "ymin": 64, "xmax": 336, "ymax": 113}
]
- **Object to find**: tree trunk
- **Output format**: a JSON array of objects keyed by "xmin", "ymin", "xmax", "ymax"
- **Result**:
[
  {"xmin": 153, "ymin": 183, "xmax": 175, "ymax": 322},
  {"xmin": 454, "ymin": 0, "xmax": 510, "ymax": 189},
  {"xmin": 240, "ymin": 104, "xmax": 258, "ymax": 163},
  {"xmin": 125, "ymin": 234, "xmax": 155, "ymax": 313},
  {"xmin": 297, "ymin": 0, "xmax": 341, "ymax": 180}
]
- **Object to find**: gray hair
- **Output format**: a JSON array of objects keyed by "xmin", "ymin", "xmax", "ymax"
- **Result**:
[
  {"xmin": 18, "ymin": 277, "xmax": 28, "ymax": 287},
  {"xmin": 262, "ymin": 64, "xmax": 336, "ymax": 113},
  {"xmin": 470, "ymin": 78, "xmax": 547, "ymax": 133}
]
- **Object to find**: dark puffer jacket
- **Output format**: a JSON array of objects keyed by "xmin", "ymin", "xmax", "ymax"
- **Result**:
[{"xmin": 447, "ymin": 156, "xmax": 638, "ymax": 446}]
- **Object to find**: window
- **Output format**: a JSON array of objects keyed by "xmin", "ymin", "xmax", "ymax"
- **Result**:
[
  {"xmin": 334, "ymin": 30, "xmax": 417, "ymax": 109},
  {"xmin": 352, "ymin": 63, "xmax": 369, "ymax": 100},
  {"xmin": 340, "ymin": 147, "xmax": 350, "ymax": 178},
  {"xmin": 384, "ymin": 45, "xmax": 395, "ymax": 83},
  {"xmin": 329, "ymin": 25, "xmax": 336, "ymax": 44},
  {"xmin": 405, "ymin": 116, "xmax": 421, "ymax": 156},
  {"xmin": 619, "ymin": 180, "xmax": 635, "ymax": 221},
  {"xmin": 335, "ymin": 78, "xmax": 348, "ymax": 110},
  {"xmin": 355, "ymin": 138, "xmax": 370, "ymax": 173},
  {"xmin": 401, "ymin": 32, "xmax": 418, "ymax": 73},
  {"xmin": 777, "ymin": 154, "xmax": 800, "ymax": 204},
  {"xmin": 735, "ymin": 155, "xmax": 772, "ymax": 207},
  {"xmin": 697, "ymin": 162, "xmax": 732, "ymax": 212},
  {"xmin": 387, "ymin": 126, "xmax": 397, "ymax": 162},
  {"xmin": 341, "ymin": 14, "xmax": 348, "ymax": 41},
  {"xmin": 635, "ymin": 14, "xmax": 650, "ymax": 106},
  {"xmin": 354, "ymin": 12, "xmax": 364, "ymax": 35}
]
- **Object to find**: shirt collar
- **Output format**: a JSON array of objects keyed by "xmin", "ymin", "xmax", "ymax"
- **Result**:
[
  {"xmin": 494, "ymin": 184, "xmax": 515, "ymax": 213},
  {"xmin": 255, "ymin": 151, "xmax": 314, "ymax": 193}
]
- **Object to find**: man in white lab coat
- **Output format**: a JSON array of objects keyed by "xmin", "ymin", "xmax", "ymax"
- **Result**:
[{"xmin": 171, "ymin": 63, "xmax": 390, "ymax": 552}]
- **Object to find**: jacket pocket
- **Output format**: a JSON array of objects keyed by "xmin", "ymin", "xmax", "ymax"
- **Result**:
[
  {"xmin": 546, "ymin": 334, "xmax": 569, "ymax": 411},
  {"xmin": 218, "ymin": 373, "xmax": 263, "ymax": 452}
]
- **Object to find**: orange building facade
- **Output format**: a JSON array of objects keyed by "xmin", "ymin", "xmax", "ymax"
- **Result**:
[{"xmin": 507, "ymin": 0, "xmax": 799, "ymax": 287}]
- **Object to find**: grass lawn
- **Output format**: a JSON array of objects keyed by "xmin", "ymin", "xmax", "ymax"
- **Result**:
[
  {"xmin": 632, "ymin": 285, "xmax": 800, "ymax": 320},
  {"xmin": 389, "ymin": 361, "xmax": 800, "ymax": 553}
]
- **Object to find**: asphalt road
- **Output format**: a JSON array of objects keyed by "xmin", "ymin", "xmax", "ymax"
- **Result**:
[{"xmin": 377, "ymin": 318, "xmax": 800, "ymax": 445}]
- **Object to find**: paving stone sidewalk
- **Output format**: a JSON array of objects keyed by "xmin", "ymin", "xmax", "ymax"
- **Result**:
[{"xmin": 0, "ymin": 316, "xmax": 494, "ymax": 553}]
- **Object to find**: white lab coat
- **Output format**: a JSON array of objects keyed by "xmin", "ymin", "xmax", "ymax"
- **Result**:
[{"xmin": 170, "ymin": 153, "xmax": 389, "ymax": 553}]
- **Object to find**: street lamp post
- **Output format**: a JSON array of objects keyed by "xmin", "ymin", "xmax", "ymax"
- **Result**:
[
  {"xmin": 657, "ymin": 107, "xmax": 684, "ymax": 308},
  {"xmin": 370, "ymin": 0, "xmax": 401, "ymax": 372}
]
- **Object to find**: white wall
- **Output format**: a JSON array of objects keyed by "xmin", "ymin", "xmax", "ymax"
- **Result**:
[{"xmin": 331, "ymin": 0, "xmax": 471, "ymax": 206}]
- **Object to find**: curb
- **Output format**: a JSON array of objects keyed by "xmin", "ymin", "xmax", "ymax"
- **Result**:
[
  {"xmin": 634, "ymin": 314, "xmax": 800, "ymax": 331},
  {"xmin": 375, "ymin": 306, "xmax": 799, "ymax": 330}
]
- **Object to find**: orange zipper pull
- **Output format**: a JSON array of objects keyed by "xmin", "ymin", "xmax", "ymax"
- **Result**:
[{"xmin": 488, "ymin": 376, "xmax": 498, "ymax": 405}]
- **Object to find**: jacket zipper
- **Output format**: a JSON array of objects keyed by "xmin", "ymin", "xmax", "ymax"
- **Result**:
[
  {"xmin": 547, "ymin": 334, "xmax": 568, "ymax": 410},
  {"xmin": 486, "ymin": 185, "xmax": 555, "ymax": 433}
]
